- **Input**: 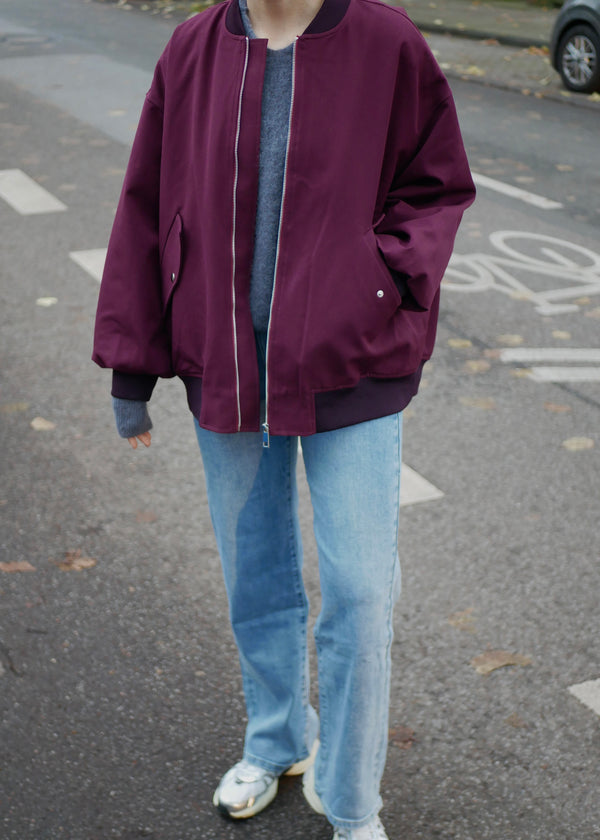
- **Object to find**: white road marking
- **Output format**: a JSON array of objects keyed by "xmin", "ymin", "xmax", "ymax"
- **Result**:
[
  {"xmin": 69, "ymin": 248, "xmax": 107, "ymax": 282},
  {"xmin": 500, "ymin": 348, "xmax": 600, "ymax": 364},
  {"xmin": 400, "ymin": 464, "xmax": 444, "ymax": 507},
  {"xmin": 0, "ymin": 169, "xmax": 67, "ymax": 215},
  {"xmin": 471, "ymin": 172, "xmax": 563, "ymax": 210},
  {"xmin": 445, "ymin": 232, "xmax": 600, "ymax": 316},
  {"xmin": 568, "ymin": 679, "xmax": 600, "ymax": 717},
  {"xmin": 527, "ymin": 367, "xmax": 600, "ymax": 383},
  {"xmin": 499, "ymin": 348, "xmax": 600, "ymax": 383}
]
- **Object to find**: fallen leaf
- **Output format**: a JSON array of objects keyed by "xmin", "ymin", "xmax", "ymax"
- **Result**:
[
  {"xmin": 505, "ymin": 712, "xmax": 528, "ymax": 728},
  {"xmin": 510, "ymin": 368, "xmax": 533, "ymax": 378},
  {"xmin": 552, "ymin": 330, "xmax": 571, "ymax": 340},
  {"xmin": 36, "ymin": 297, "xmax": 58, "ymax": 307},
  {"xmin": 573, "ymin": 297, "xmax": 591, "ymax": 306},
  {"xmin": 497, "ymin": 334, "xmax": 524, "ymax": 347},
  {"xmin": 584, "ymin": 307, "xmax": 600, "ymax": 320},
  {"xmin": 448, "ymin": 338, "xmax": 473, "ymax": 349},
  {"xmin": 448, "ymin": 608, "xmax": 477, "ymax": 633},
  {"xmin": 555, "ymin": 164, "xmax": 574, "ymax": 172},
  {"xmin": 465, "ymin": 65, "xmax": 486, "ymax": 77},
  {"xmin": 0, "ymin": 561, "xmax": 36, "ymax": 573},
  {"xmin": 544, "ymin": 402, "xmax": 571, "ymax": 414},
  {"xmin": 0, "ymin": 402, "xmax": 29, "ymax": 414},
  {"xmin": 470, "ymin": 650, "xmax": 532, "ymax": 675},
  {"xmin": 389, "ymin": 726, "xmax": 416, "ymax": 749},
  {"xmin": 52, "ymin": 549, "xmax": 97, "ymax": 571},
  {"xmin": 589, "ymin": 92, "xmax": 600, "ymax": 102},
  {"xmin": 562, "ymin": 437, "xmax": 594, "ymax": 452},
  {"xmin": 483, "ymin": 348, "xmax": 502, "ymax": 359},
  {"xmin": 459, "ymin": 396, "xmax": 496, "ymax": 410},
  {"xmin": 464, "ymin": 360, "xmax": 491, "ymax": 374},
  {"xmin": 30, "ymin": 417, "xmax": 56, "ymax": 431},
  {"xmin": 136, "ymin": 510, "xmax": 158, "ymax": 523}
]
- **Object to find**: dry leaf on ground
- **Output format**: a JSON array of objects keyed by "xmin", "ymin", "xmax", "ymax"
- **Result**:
[
  {"xmin": 36, "ymin": 297, "xmax": 58, "ymax": 307},
  {"xmin": 52, "ymin": 549, "xmax": 97, "ymax": 571},
  {"xmin": 389, "ymin": 726, "xmax": 416, "ymax": 749},
  {"xmin": 470, "ymin": 650, "xmax": 532, "ymax": 675},
  {"xmin": 459, "ymin": 396, "xmax": 497, "ymax": 410},
  {"xmin": 0, "ymin": 402, "xmax": 29, "ymax": 414},
  {"xmin": 0, "ymin": 561, "xmax": 36, "ymax": 573},
  {"xmin": 497, "ymin": 334, "xmax": 524, "ymax": 347},
  {"xmin": 448, "ymin": 608, "xmax": 477, "ymax": 633},
  {"xmin": 448, "ymin": 338, "xmax": 473, "ymax": 349},
  {"xmin": 544, "ymin": 402, "xmax": 571, "ymax": 414},
  {"xmin": 30, "ymin": 417, "xmax": 56, "ymax": 431},
  {"xmin": 505, "ymin": 712, "xmax": 528, "ymax": 728},
  {"xmin": 464, "ymin": 360, "xmax": 491, "ymax": 374},
  {"xmin": 562, "ymin": 437, "xmax": 594, "ymax": 452},
  {"xmin": 136, "ymin": 510, "xmax": 158, "ymax": 523}
]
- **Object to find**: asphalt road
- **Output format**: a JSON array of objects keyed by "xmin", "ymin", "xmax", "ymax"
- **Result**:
[{"xmin": 1, "ymin": 2, "xmax": 599, "ymax": 839}]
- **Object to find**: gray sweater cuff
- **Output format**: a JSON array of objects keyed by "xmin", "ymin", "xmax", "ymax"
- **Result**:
[{"xmin": 112, "ymin": 396, "xmax": 153, "ymax": 439}]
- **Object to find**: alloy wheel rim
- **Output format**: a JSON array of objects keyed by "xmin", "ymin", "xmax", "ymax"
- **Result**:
[{"xmin": 562, "ymin": 34, "xmax": 596, "ymax": 86}]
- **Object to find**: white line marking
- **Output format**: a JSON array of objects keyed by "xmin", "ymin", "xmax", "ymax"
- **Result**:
[
  {"xmin": 568, "ymin": 679, "xmax": 600, "ymax": 717},
  {"xmin": 471, "ymin": 172, "xmax": 563, "ymax": 210},
  {"xmin": 527, "ymin": 367, "xmax": 600, "ymax": 383},
  {"xmin": 69, "ymin": 248, "xmax": 107, "ymax": 282},
  {"xmin": 400, "ymin": 464, "xmax": 445, "ymax": 507},
  {"xmin": 500, "ymin": 348, "xmax": 600, "ymax": 364},
  {"xmin": 0, "ymin": 169, "xmax": 67, "ymax": 215}
]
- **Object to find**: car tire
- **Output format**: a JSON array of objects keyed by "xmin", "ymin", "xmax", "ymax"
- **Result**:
[{"xmin": 557, "ymin": 24, "xmax": 600, "ymax": 93}]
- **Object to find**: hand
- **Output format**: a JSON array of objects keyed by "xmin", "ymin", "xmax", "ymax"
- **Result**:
[{"xmin": 127, "ymin": 431, "xmax": 152, "ymax": 449}]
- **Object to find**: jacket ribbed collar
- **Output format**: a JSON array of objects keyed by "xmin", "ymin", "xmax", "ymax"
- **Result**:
[{"xmin": 225, "ymin": 0, "xmax": 351, "ymax": 35}]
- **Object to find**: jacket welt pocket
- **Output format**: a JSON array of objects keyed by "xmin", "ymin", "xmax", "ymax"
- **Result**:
[{"xmin": 160, "ymin": 213, "xmax": 183, "ymax": 311}]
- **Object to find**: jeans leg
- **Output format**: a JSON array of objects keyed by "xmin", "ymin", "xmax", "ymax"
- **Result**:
[
  {"xmin": 195, "ymin": 422, "xmax": 315, "ymax": 774},
  {"xmin": 301, "ymin": 413, "xmax": 402, "ymax": 828}
]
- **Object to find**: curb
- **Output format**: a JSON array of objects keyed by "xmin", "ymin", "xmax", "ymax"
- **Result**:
[{"xmin": 410, "ymin": 20, "xmax": 548, "ymax": 49}]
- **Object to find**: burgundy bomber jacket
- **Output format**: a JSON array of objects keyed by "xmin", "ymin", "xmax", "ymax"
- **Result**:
[{"xmin": 92, "ymin": 0, "xmax": 476, "ymax": 438}]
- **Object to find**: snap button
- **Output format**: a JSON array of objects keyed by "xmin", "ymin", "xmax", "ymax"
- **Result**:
[
  {"xmin": 170, "ymin": 272, "xmax": 176, "ymax": 283},
  {"xmin": 376, "ymin": 289, "xmax": 384, "ymax": 298}
]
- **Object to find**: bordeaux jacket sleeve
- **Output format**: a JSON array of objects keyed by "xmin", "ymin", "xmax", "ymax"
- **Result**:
[
  {"xmin": 374, "ymin": 28, "xmax": 476, "ymax": 313},
  {"xmin": 92, "ymin": 55, "xmax": 170, "ymax": 402}
]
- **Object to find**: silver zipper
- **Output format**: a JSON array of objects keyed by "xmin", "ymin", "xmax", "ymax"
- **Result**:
[
  {"xmin": 231, "ymin": 37, "xmax": 250, "ymax": 432},
  {"xmin": 262, "ymin": 39, "xmax": 297, "ymax": 449}
]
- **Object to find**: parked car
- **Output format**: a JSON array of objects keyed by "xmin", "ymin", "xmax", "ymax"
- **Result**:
[{"xmin": 550, "ymin": 0, "xmax": 600, "ymax": 92}]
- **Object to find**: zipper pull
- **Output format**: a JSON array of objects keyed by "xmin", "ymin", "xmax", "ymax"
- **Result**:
[{"xmin": 262, "ymin": 422, "xmax": 270, "ymax": 449}]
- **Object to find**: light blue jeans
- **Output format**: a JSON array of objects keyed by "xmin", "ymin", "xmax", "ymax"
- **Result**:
[{"xmin": 194, "ymin": 397, "xmax": 402, "ymax": 830}]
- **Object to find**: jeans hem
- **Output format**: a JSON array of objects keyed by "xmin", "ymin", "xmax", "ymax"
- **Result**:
[
  {"xmin": 243, "ymin": 751, "xmax": 303, "ymax": 776},
  {"xmin": 327, "ymin": 795, "xmax": 384, "ymax": 831}
]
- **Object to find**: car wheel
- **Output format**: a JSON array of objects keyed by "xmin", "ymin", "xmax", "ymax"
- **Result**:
[{"xmin": 558, "ymin": 24, "xmax": 600, "ymax": 93}]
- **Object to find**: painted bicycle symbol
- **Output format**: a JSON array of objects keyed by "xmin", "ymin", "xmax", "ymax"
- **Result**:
[{"xmin": 443, "ymin": 231, "xmax": 600, "ymax": 315}]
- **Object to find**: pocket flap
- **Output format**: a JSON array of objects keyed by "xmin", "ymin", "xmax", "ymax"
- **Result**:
[{"xmin": 161, "ymin": 213, "xmax": 183, "ymax": 310}]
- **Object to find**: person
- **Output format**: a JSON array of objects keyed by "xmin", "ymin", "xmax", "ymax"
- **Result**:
[{"xmin": 93, "ymin": 0, "xmax": 476, "ymax": 835}]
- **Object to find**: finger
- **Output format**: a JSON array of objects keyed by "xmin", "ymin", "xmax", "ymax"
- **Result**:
[
  {"xmin": 138, "ymin": 432, "xmax": 152, "ymax": 447},
  {"xmin": 127, "ymin": 437, "xmax": 138, "ymax": 449}
]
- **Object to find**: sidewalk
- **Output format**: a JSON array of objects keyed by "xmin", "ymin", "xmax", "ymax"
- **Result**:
[
  {"xmin": 399, "ymin": 0, "xmax": 553, "ymax": 47},
  {"xmin": 392, "ymin": 0, "xmax": 600, "ymax": 108}
]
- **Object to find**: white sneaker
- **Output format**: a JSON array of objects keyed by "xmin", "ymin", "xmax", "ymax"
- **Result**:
[
  {"xmin": 333, "ymin": 816, "xmax": 389, "ymax": 840},
  {"xmin": 302, "ymin": 762, "xmax": 326, "ymax": 815},
  {"xmin": 213, "ymin": 738, "xmax": 319, "ymax": 819}
]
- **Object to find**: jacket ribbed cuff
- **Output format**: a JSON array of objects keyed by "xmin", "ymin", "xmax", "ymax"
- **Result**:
[{"xmin": 111, "ymin": 370, "xmax": 158, "ymax": 401}]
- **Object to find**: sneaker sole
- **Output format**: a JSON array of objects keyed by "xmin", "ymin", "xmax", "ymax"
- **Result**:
[
  {"xmin": 284, "ymin": 737, "xmax": 320, "ymax": 776},
  {"xmin": 213, "ymin": 777, "xmax": 279, "ymax": 819}
]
